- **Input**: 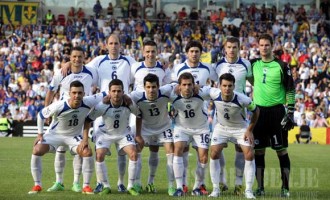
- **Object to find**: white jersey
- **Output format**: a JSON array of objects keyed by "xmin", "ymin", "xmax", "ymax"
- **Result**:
[
  {"xmin": 86, "ymin": 54, "xmax": 136, "ymax": 93},
  {"xmin": 172, "ymin": 61, "xmax": 218, "ymax": 86},
  {"xmin": 171, "ymin": 89, "xmax": 209, "ymax": 130},
  {"xmin": 209, "ymin": 88, "xmax": 256, "ymax": 128},
  {"xmin": 215, "ymin": 57, "xmax": 252, "ymax": 93},
  {"xmin": 87, "ymin": 101, "xmax": 138, "ymax": 137},
  {"xmin": 131, "ymin": 61, "xmax": 172, "ymax": 91},
  {"xmin": 130, "ymin": 84, "xmax": 173, "ymax": 135},
  {"xmin": 49, "ymin": 65, "xmax": 97, "ymax": 100},
  {"xmin": 38, "ymin": 92, "xmax": 106, "ymax": 136}
]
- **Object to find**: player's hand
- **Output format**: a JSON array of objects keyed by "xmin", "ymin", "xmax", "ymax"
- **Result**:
[
  {"xmin": 60, "ymin": 61, "xmax": 71, "ymax": 76},
  {"xmin": 34, "ymin": 134, "xmax": 44, "ymax": 146},
  {"xmin": 103, "ymin": 95, "xmax": 111, "ymax": 104},
  {"xmin": 123, "ymin": 94, "xmax": 133, "ymax": 106},
  {"xmin": 80, "ymin": 139, "xmax": 89, "ymax": 152},
  {"xmin": 244, "ymin": 130, "xmax": 254, "ymax": 146},
  {"xmin": 45, "ymin": 118, "xmax": 52, "ymax": 125},
  {"xmin": 135, "ymin": 135, "xmax": 144, "ymax": 152},
  {"xmin": 281, "ymin": 112, "xmax": 295, "ymax": 131},
  {"xmin": 193, "ymin": 84, "xmax": 200, "ymax": 95}
]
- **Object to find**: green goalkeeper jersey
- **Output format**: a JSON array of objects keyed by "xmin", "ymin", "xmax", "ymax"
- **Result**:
[{"xmin": 250, "ymin": 58, "xmax": 295, "ymax": 108}]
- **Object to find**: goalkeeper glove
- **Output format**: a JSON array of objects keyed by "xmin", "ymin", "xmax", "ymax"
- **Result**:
[{"xmin": 281, "ymin": 108, "xmax": 294, "ymax": 131}]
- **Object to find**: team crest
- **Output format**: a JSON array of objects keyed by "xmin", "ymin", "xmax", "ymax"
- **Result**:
[
  {"xmin": 193, "ymin": 74, "xmax": 198, "ymax": 79},
  {"xmin": 224, "ymin": 108, "xmax": 229, "ymax": 112},
  {"xmin": 150, "ymin": 104, "xmax": 156, "ymax": 108},
  {"xmin": 263, "ymin": 68, "xmax": 268, "ymax": 74},
  {"xmin": 254, "ymin": 139, "xmax": 259, "ymax": 145},
  {"xmin": 72, "ymin": 114, "xmax": 78, "ymax": 119},
  {"xmin": 213, "ymin": 137, "xmax": 217, "ymax": 142},
  {"xmin": 98, "ymin": 141, "xmax": 102, "ymax": 145},
  {"xmin": 115, "ymin": 114, "xmax": 120, "ymax": 119},
  {"xmin": 112, "ymin": 66, "xmax": 117, "ymax": 70},
  {"xmin": 228, "ymin": 68, "xmax": 234, "ymax": 73},
  {"xmin": 186, "ymin": 104, "xmax": 191, "ymax": 109}
]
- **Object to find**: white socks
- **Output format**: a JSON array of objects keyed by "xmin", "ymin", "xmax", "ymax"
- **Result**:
[
  {"xmin": 54, "ymin": 151, "xmax": 65, "ymax": 184},
  {"xmin": 135, "ymin": 153, "xmax": 142, "ymax": 185},
  {"xmin": 166, "ymin": 153, "xmax": 175, "ymax": 187},
  {"xmin": 73, "ymin": 154, "xmax": 82, "ymax": 184},
  {"xmin": 235, "ymin": 151, "xmax": 245, "ymax": 185},
  {"xmin": 182, "ymin": 151, "xmax": 189, "ymax": 186},
  {"xmin": 219, "ymin": 151, "xmax": 227, "ymax": 185},
  {"xmin": 244, "ymin": 160, "xmax": 255, "ymax": 192},
  {"xmin": 193, "ymin": 162, "xmax": 207, "ymax": 189},
  {"xmin": 128, "ymin": 159, "xmax": 138, "ymax": 189},
  {"xmin": 173, "ymin": 156, "xmax": 184, "ymax": 189},
  {"xmin": 31, "ymin": 155, "xmax": 42, "ymax": 186},
  {"xmin": 117, "ymin": 154, "xmax": 126, "ymax": 186},
  {"xmin": 95, "ymin": 161, "xmax": 110, "ymax": 188},
  {"xmin": 148, "ymin": 151, "xmax": 159, "ymax": 184},
  {"xmin": 210, "ymin": 158, "xmax": 220, "ymax": 190},
  {"xmin": 82, "ymin": 157, "xmax": 94, "ymax": 187}
]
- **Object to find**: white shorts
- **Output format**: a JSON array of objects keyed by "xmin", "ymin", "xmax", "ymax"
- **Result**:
[
  {"xmin": 173, "ymin": 127, "xmax": 210, "ymax": 149},
  {"xmin": 143, "ymin": 127, "xmax": 173, "ymax": 146},
  {"xmin": 41, "ymin": 133, "xmax": 82, "ymax": 154},
  {"xmin": 211, "ymin": 124, "xmax": 252, "ymax": 147},
  {"xmin": 94, "ymin": 129, "xmax": 135, "ymax": 156}
]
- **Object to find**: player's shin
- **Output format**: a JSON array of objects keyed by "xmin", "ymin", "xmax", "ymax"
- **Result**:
[
  {"xmin": 54, "ymin": 151, "xmax": 66, "ymax": 184},
  {"xmin": 117, "ymin": 155, "xmax": 126, "ymax": 186},
  {"xmin": 82, "ymin": 157, "xmax": 94, "ymax": 187},
  {"xmin": 244, "ymin": 160, "xmax": 255, "ymax": 192},
  {"xmin": 73, "ymin": 154, "xmax": 82, "ymax": 184},
  {"xmin": 166, "ymin": 153, "xmax": 175, "ymax": 187},
  {"xmin": 128, "ymin": 159, "xmax": 138, "ymax": 189},
  {"xmin": 235, "ymin": 151, "xmax": 245, "ymax": 185},
  {"xmin": 173, "ymin": 156, "xmax": 184, "ymax": 189},
  {"xmin": 31, "ymin": 155, "xmax": 42, "ymax": 186},
  {"xmin": 148, "ymin": 151, "xmax": 159, "ymax": 184},
  {"xmin": 96, "ymin": 161, "xmax": 110, "ymax": 188}
]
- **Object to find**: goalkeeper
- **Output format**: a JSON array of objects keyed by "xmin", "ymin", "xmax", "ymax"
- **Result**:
[{"xmin": 250, "ymin": 34, "xmax": 295, "ymax": 198}]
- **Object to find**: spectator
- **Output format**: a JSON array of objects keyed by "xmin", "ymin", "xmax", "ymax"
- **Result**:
[
  {"xmin": 93, "ymin": 0, "xmax": 103, "ymax": 19},
  {"xmin": 106, "ymin": 3, "xmax": 114, "ymax": 18},
  {"xmin": 178, "ymin": 7, "xmax": 187, "ymax": 20},
  {"xmin": 45, "ymin": 10, "xmax": 55, "ymax": 25},
  {"xmin": 68, "ymin": 7, "xmax": 75, "ymax": 21},
  {"xmin": 76, "ymin": 7, "xmax": 85, "ymax": 20},
  {"xmin": 312, "ymin": 113, "xmax": 329, "ymax": 127},
  {"xmin": 295, "ymin": 119, "xmax": 312, "ymax": 144}
]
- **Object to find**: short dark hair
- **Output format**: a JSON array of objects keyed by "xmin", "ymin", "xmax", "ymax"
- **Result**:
[
  {"xmin": 219, "ymin": 73, "xmax": 235, "ymax": 85},
  {"xmin": 258, "ymin": 33, "xmax": 273, "ymax": 46},
  {"xmin": 71, "ymin": 46, "xmax": 84, "ymax": 53},
  {"xmin": 109, "ymin": 79, "xmax": 124, "ymax": 91},
  {"xmin": 185, "ymin": 40, "xmax": 202, "ymax": 53},
  {"xmin": 143, "ymin": 73, "xmax": 159, "ymax": 87},
  {"xmin": 70, "ymin": 80, "xmax": 84, "ymax": 90},
  {"xmin": 225, "ymin": 36, "xmax": 240, "ymax": 47},
  {"xmin": 178, "ymin": 72, "xmax": 195, "ymax": 85},
  {"xmin": 143, "ymin": 40, "xmax": 157, "ymax": 48}
]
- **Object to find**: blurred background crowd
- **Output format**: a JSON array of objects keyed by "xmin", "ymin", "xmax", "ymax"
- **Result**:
[{"xmin": 0, "ymin": 0, "xmax": 329, "ymax": 128}]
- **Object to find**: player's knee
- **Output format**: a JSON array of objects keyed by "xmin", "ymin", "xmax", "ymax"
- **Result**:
[
  {"xmin": 210, "ymin": 149, "xmax": 220, "ymax": 159},
  {"xmin": 80, "ymin": 147, "xmax": 93, "ymax": 157},
  {"xmin": 95, "ymin": 152, "xmax": 105, "ymax": 162},
  {"xmin": 32, "ymin": 144, "xmax": 48, "ymax": 156},
  {"xmin": 244, "ymin": 150, "xmax": 254, "ymax": 161},
  {"xmin": 254, "ymin": 149, "xmax": 265, "ymax": 155},
  {"xmin": 128, "ymin": 151, "xmax": 137, "ymax": 161},
  {"xmin": 276, "ymin": 149, "xmax": 287, "ymax": 156},
  {"xmin": 199, "ymin": 153, "xmax": 208, "ymax": 164}
]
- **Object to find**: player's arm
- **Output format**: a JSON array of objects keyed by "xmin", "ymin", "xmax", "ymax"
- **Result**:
[
  {"xmin": 81, "ymin": 117, "xmax": 93, "ymax": 151},
  {"xmin": 245, "ymin": 101, "xmax": 260, "ymax": 145},
  {"xmin": 135, "ymin": 115, "xmax": 144, "ymax": 152},
  {"xmin": 36, "ymin": 102, "xmax": 58, "ymax": 145}
]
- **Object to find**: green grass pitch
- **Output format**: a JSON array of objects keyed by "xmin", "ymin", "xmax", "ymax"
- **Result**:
[{"xmin": 0, "ymin": 137, "xmax": 329, "ymax": 199}]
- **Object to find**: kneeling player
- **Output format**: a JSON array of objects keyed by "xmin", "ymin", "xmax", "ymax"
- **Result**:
[{"xmin": 208, "ymin": 73, "xmax": 259, "ymax": 199}]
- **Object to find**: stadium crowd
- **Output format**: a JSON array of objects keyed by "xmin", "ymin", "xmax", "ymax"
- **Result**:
[{"xmin": 0, "ymin": 1, "xmax": 330, "ymax": 128}]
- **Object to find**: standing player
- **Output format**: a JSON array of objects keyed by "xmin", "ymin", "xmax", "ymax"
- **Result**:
[
  {"xmin": 207, "ymin": 73, "xmax": 259, "ymax": 199},
  {"xmin": 172, "ymin": 40, "xmax": 217, "ymax": 194},
  {"xmin": 171, "ymin": 72, "xmax": 210, "ymax": 197},
  {"xmin": 45, "ymin": 46, "xmax": 97, "ymax": 193},
  {"xmin": 28, "ymin": 81, "xmax": 105, "ymax": 194},
  {"xmin": 250, "ymin": 34, "xmax": 295, "ymax": 197},
  {"xmin": 131, "ymin": 40, "xmax": 172, "ymax": 91},
  {"xmin": 83, "ymin": 79, "xmax": 140, "ymax": 196},
  {"xmin": 130, "ymin": 74, "xmax": 175, "ymax": 195},
  {"xmin": 214, "ymin": 36, "xmax": 252, "ymax": 194},
  {"xmin": 84, "ymin": 34, "xmax": 136, "ymax": 193}
]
